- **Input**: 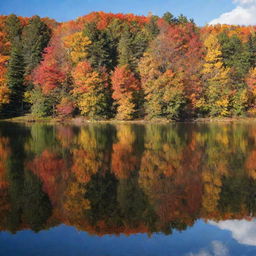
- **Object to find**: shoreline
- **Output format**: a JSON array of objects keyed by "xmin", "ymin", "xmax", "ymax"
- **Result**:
[{"xmin": 1, "ymin": 115, "xmax": 256, "ymax": 125}]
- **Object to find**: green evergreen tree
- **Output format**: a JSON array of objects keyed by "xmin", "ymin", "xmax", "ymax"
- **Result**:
[
  {"xmin": 145, "ymin": 16, "xmax": 160, "ymax": 40},
  {"xmin": 162, "ymin": 12, "xmax": 175, "ymax": 24},
  {"xmin": 218, "ymin": 33, "xmax": 251, "ymax": 84},
  {"xmin": 83, "ymin": 22, "xmax": 116, "ymax": 70},
  {"xmin": 22, "ymin": 15, "xmax": 51, "ymax": 75},
  {"xmin": 7, "ymin": 42, "xmax": 25, "ymax": 115},
  {"xmin": 177, "ymin": 14, "xmax": 189, "ymax": 24},
  {"xmin": 118, "ymin": 28, "xmax": 134, "ymax": 67},
  {"xmin": 5, "ymin": 14, "xmax": 22, "ymax": 44},
  {"xmin": 247, "ymin": 34, "xmax": 256, "ymax": 68},
  {"xmin": 118, "ymin": 27, "xmax": 149, "ymax": 71}
]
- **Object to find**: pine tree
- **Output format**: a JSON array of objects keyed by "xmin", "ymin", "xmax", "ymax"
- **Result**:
[
  {"xmin": 118, "ymin": 29, "xmax": 134, "ymax": 68},
  {"xmin": 247, "ymin": 34, "xmax": 256, "ymax": 68},
  {"xmin": 7, "ymin": 42, "xmax": 25, "ymax": 115},
  {"xmin": 218, "ymin": 33, "xmax": 250, "ymax": 83},
  {"xmin": 145, "ymin": 16, "xmax": 159, "ymax": 40},
  {"xmin": 22, "ymin": 15, "xmax": 51, "ymax": 75},
  {"xmin": 118, "ymin": 27, "xmax": 148, "ymax": 71},
  {"xmin": 83, "ymin": 22, "xmax": 116, "ymax": 70},
  {"xmin": 4, "ymin": 14, "xmax": 25, "ymax": 116},
  {"xmin": 177, "ymin": 14, "xmax": 189, "ymax": 24},
  {"xmin": 5, "ymin": 14, "xmax": 22, "ymax": 44},
  {"xmin": 162, "ymin": 12, "xmax": 175, "ymax": 24}
]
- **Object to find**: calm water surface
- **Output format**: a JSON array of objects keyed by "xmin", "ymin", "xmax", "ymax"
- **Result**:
[{"xmin": 0, "ymin": 122, "xmax": 256, "ymax": 256}]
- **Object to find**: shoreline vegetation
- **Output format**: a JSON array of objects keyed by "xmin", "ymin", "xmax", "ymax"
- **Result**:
[
  {"xmin": 1, "ymin": 12, "xmax": 256, "ymax": 121},
  {"xmin": 2, "ymin": 115, "xmax": 256, "ymax": 124}
]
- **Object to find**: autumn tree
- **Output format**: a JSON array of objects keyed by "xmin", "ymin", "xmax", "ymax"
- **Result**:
[
  {"xmin": 139, "ymin": 56, "xmax": 187, "ymax": 120},
  {"xmin": 246, "ymin": 67, "xmax": 256, "ymax": 114},
  {"xmin": 139, "ymin": 23, "xmax": 203, "ymax": 119},
  {"xmin": 56, "ymin": 97, "xmax": 74, "ymax": 117},
  {"xmin": 63, "ymin": 31, "xmax": 91, "ymax": 64},
  {"xmin": 32, "ymin": 45, "xmax": 69, "ymax": 116},
  {"xmin": 0, "ymin": 19, "xmax": 11, "ymax": 109},
  {"xmin": 0, "ymin": 58, "xmax": 10, "ymax": 108},
  {"xmin": 139, "ymin": 53, "xmax": 186, "ymax": 120},
  {"xmin": 201, "ymin": 34, "xmax": 231, "ymax": 117},
  {"xmin": 72, "ymin": 61, "xmax": 111, "ymax": 119},
  {"xmin": 111, "ymin": 65, "xmax": 140, "ymax": 120}
]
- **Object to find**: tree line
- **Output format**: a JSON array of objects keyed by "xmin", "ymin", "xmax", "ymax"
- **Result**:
[{"xmin": 1, "ymin": 12, "xmax": 256, "ymax": 120}]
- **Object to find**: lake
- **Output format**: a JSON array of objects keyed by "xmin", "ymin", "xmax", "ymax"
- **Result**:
[{"xmin": 0, "ymin": 121, "xmax": 256, "ymax": 256}]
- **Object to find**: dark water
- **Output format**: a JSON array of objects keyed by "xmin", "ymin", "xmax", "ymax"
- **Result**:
[{"xmin": 1, "ymin": 122, "xmax": 256, "ymax": 255}]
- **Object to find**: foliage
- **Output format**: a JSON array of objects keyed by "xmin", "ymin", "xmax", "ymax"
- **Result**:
[
  {"xmin": 7, "ymin": 42, "xmax": 25, "ymax": 114},
  {"xmin": 201, "ymin": 34, "xmax": 231, "ymax": 117},
  {"xmin": 0, "ymin": 58, "xmax": 10, "ymax": 106},
  {"xmin": 29, "ymin": 87, "xmax": 53, "ymax": 117},
  {"xmin": 33, "ymin": 46, "xmax": 66, "ymax": 94},
  {"xmin": 22, "ymin": 15, "xmax": 51, "ymax": 75},
  {"xmin": 111, "ymin": 65, "xmax": 140, "ymax": 120},
  {"xmin": 1, "ymin": 122, "xmax": 256, "ymax": 234},
  {"xmin": 5, "ymin": 14, "xmax": 22, "ymax": 44},
  {"xmin": 83, "ymin": 22, "xmax": 116, "ymax": 70},
  {"xmin": 56, "ymin": 97, "xmax": 74, "ymax": 117},
  {"xmin": 63, "ymin": 31, "xmax": 91, "ymax": 64},
  {"xmin": 1, "ymin": 12, "xmax": 256, "ymax": 119},
  {"xmin": 72, "ymin": 61, "xmax": 111, "ymax": 119}
]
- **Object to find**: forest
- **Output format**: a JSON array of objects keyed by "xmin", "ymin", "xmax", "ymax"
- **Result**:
[{"xmin": 1, "ymin": 11, "xmax": 256, "ymax": 120}]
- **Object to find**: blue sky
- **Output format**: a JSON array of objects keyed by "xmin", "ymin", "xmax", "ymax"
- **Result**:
[{"xmin": 0, "ymin": 0, "xmax": 255, "ymax": 26}]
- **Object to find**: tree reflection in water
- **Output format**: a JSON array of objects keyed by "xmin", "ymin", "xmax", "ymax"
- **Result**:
[{"xmin": 0, "ymin": 122, "xmax": 255, "ymax": 236}]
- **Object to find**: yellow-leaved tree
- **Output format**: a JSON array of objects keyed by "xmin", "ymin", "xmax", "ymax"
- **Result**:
[
  {"xmin": 201, "ymin": 34, "xmax": 231, "ymax": 117},
  {"xmin": 64, "ymin": 31, "xmax": 91, "ymax": 64},
  {"xmin": 72, "ymin": 61, "xmax": 111, "ymax": 119},
  {"xmin": 139, "ymin": 51, "xmax": 186, "ymax": 119}
]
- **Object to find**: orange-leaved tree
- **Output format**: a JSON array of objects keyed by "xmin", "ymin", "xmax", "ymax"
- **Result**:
[
  {"xmin": 246, "ymin": 67, "xmax": 256, "ymax": 115},
  {"xmin": 111, "ymin": 65, "xmax": 140, "ymax": 120}
]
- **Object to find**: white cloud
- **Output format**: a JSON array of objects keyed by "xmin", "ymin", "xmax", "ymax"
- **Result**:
[
  {"xmin": 210, "ymin": 219, "xmax": 256, "ymax": 246},
  {"xmin": 187, "ymin": 249, "xmax": 212, "ymax": 256},
  {"xmin": 212, "ymin": 241, "xmax": 229, "ymax": 256},
  {"xmin": 209, "ymin": 0, "xmax": 256, "ymax": 25},
  {"xmin": 233, "ymin": 0, "xmax": 256, "ymax": 5},
  {"xmin": 186, "ymin": 241, "xmax": 229, "ymax": 256}
]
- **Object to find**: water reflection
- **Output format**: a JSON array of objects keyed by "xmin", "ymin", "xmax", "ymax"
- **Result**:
[{"xmin": 0, "ymin": 122, "xmax": 256, "ymax": 237}]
